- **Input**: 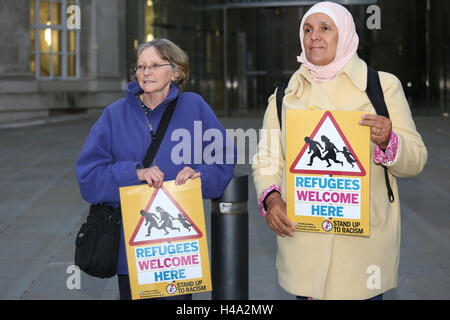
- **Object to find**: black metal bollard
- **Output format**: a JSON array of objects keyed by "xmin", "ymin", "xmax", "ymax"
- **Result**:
[{"xmin": 211, "ymin": 175, "xmax": 248, "ymax": 300}]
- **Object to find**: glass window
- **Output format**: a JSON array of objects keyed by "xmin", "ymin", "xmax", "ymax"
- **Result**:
[
  {"xmin": 52, "ymin": 2, "xmax": 62, "ymax": 25},
  {"xmin": 53, "ymin": 54, "xmax": 62, "ymax": 76},
  {"xmin": 30, "ymin": 29, "xmax": 35, "ymax": 52},
  {"xmin": 30, "ymin": 0, "xmax": 80, "ymax": 79},
  {"xmin": 40, "ymin": 54, "xmax": 51, "ymax": 76},
  {"xmin": 145, "ymin": 0, "xmax": 155, "ymax": 42},
  {"xmin": 39, "ymin": 28, "xmax": 51, "ymax": 52},
  {"xmin": 68, "ymin": 55, "xmax": 76, "ymax": 77},
  {"xmin": 51, "ymin": 30, "xmax": 61, "ymax": 52},
  {"xmin": 31, "ymin": 53, "xmax": 36, "ymax": 74},
  {"xmin": 39, "ymin": 1, "xmax": 50, "ymax": 24},
  {"xmin": 67, "ymin": 30, "xmax": 76, "ymax": 53},
  {"xmin": 30, "ymin": 0, "xmax": 35, "ymax": 24}
]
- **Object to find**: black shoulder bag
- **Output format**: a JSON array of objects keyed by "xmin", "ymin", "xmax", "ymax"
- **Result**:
[
  {"xmin": 275, "ymin": 67, "xmax": 394, "ymax": 203},
  {"xmin": 75, "ymin": 97, "xmax": 178, "ymax": 278}
]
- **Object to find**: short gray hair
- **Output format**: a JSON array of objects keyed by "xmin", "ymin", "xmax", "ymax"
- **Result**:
[{"xmin": 136, "ymin": 39, "xmax": 189, "ymax": 88}]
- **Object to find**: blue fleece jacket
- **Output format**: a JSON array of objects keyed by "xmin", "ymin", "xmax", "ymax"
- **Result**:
[{"xmin": 75, "ymin": 82, "xmax": 235, "ymax": 274}]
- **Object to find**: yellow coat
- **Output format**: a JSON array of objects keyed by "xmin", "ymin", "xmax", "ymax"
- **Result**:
[{"xmin": 252, "ymin": 55, "xmax": 427, "ymax": 299}]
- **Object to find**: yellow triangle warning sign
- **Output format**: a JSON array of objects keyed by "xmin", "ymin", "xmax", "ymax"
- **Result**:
[
  {"xmin": 290, "ymin": 111, "xmax": 366, "ymax": 176},
  {"xmin": 129, "ymin": 187, "xmax": 203, "ymax": 246}
]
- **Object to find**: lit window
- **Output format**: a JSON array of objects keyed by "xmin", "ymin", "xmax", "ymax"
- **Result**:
[
  {"xmin": 30, "ymin": 0, "xmax": 80, "ymax": 79},
  {"xmin": 145, "ymin": 0, "xmax": 154, "ymax": 42}
]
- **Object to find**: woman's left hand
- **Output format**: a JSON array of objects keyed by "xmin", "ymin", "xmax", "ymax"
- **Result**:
[
  {"xmin": 175, "ymin": 166, "xmax": 201, "ymax": 185},
  {"xmin": 359, "ymin": 114, "xmax": 392, "ymax": 149}
]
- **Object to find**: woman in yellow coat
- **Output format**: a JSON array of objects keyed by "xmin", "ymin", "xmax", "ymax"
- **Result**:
[{"xmin": 252, "ymin": 2, "xmax": 427, "ymax": 300}]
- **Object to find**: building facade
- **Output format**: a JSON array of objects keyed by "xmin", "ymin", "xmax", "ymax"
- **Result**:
[
  {"xmin": 0, "ymin": 0, "xmax": 448, "ymax": 123},
  {"xmin": 0, "ymin": 0, "xmax": 127, "ymax": 123}
]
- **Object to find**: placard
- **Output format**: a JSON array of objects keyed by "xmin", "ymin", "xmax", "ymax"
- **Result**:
[
  {"xmin": 286, "ymin": 110, "xmax": 371, "ymax": 236},
  {"xmin": 120, "ymin": 178, "xmax": 211, "ymax": 299}
]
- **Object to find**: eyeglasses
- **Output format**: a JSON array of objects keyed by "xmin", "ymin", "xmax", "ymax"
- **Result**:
[{"xmin": 135, "ymin": 63, "xmax": 172, "ymax": 73}]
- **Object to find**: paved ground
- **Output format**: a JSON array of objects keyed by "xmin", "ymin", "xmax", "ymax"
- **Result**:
[{"xmin": 0, "ymin": 113, "xmax": 449, "ymax": 300}]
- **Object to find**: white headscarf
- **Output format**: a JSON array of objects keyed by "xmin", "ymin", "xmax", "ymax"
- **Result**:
[{"xmin": 297, "ymin": 1, "xmax": 359, "ymax": 82}]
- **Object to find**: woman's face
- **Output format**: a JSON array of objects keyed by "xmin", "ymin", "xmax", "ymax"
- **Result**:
[
  {"xmin": 303, "ymin": 13, "xmax": 339, "ymax": 66},
  {"xmin": 136, "ymin": 46, "xmax": 177, "ymax": 95}
]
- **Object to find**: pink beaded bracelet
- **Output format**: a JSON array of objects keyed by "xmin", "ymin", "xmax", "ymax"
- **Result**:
[
  {"xmin": 259, "ymin": 184, "xmax": 281, "ymax": 216},
  {"xmin": 373, "ymin": 131, "xmax": 399, "ymax": 165}
]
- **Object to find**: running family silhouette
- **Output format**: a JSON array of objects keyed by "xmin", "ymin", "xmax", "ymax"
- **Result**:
[
  {"xmin": 304, "ymin": 135, "xmax": 356, "ymax": 168},
  {"xmin": 140, "ymin": 206, "xmax": 192, "ymax": 236}
]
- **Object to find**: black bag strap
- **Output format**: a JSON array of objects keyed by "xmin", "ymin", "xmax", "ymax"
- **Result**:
[
  {"xmin": 365, "ymin": 68, "xmax": 395, "ymax": 203},
  {"xmin": 142, "ymin": 96, "xmax": 178, "ymax": 168},
  {"xmin": 276, "ymin": 79, "xmax": 289, "ymax": 129},
  {"xmin": 366, "ymin": 67, "xmax": 390, "ymax": 118},
  {"xmin": 111, "ymin": 96, "xmax": 179, "ymax": 220}
]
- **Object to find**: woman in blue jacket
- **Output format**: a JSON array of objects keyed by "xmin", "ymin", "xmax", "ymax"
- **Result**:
[{"xmin": 75, "ymin": 39, "xmax": 235, "ymax": 300}]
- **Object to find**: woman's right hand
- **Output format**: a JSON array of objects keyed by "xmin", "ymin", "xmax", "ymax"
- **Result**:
[
  {"xmin": 136, "ymin": 166, "xmax": 164, "ymax": 188},
  {"xmin": 265, "ymin": 193, "xmax": 295, "ymax": 237}
]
